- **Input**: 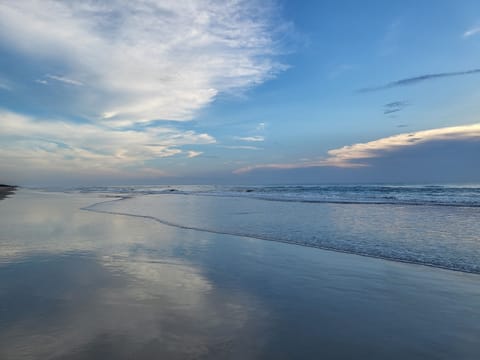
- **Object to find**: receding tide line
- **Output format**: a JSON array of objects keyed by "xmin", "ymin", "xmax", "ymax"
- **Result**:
[{"xmin": 82, "ymin": 197, "xmax": 479, "ymax": 275}]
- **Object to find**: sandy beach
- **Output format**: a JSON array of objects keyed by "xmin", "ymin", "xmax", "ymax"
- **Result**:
[{"xmin": 0, "ymin": 189, "xmax": 479, "ymax": 359}]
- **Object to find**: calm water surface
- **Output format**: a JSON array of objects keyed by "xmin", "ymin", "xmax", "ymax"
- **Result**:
[
  {"xmin": 0, "ymin": 189, "xmax": 479, "ymax": 359},
  {"xmin": 90, "ymin": 192, "xmax": 480, "ymax": 273}
]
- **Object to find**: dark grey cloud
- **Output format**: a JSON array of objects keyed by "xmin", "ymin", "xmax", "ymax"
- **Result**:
[
  {"xmin": 385, "ymin": 101, "xmax": 407, "ymax": 108},
  {"xmin": 383, "ymin": 100, "xmax": 409, "ymax": 114},
  {"xmin": 358, "ymin": 68, "xmax": 480, "ymax": 93},
  {"xmin": 384, "ymin": 108, "xmax": 402, "ymax": 114},
  {"xmin": 230, "ymin": 139, "xmax": 480, "ymax": 184}
]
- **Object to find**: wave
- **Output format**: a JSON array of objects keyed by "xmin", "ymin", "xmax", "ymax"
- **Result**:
[
  {"xmin": 83, "ymin": 196, "xmax": 480, "ymax": 274},
  {"xmin": 66, "ymin": 184, "xmax": 480, "ymax": 207}
]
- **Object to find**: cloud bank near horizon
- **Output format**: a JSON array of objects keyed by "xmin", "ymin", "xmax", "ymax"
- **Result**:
[
  {"xmin": 0, "ymin": 110, "xmax": 215, "ymax": 181},
  {"xmin": 234, "ymin": 123, "xmax": 480, "ymax": 174}
]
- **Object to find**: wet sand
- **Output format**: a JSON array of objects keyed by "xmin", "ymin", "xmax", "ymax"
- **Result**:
[{"xmin": 0, "ymin": 190, "xmax": 479, "ymax": 359}]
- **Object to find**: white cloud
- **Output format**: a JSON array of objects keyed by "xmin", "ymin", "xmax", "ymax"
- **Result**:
[
  {"xmin": 45, "ymin": 74, "xmax": 84, "ymax": 86},
  {"xmin": 324, "ymin": 123, "xmax": 480, "ymax": 164},
  {"xmin": 0, "ymin": 0, "xmax": 287, "ymax": 125},
  {"xmin": 234, "ymin": 123, "xmax": 480, "ymax": 173},
  {"xmin": 186, "ymin": 150, "xmax": 203, "ymax": 158},
  {"xmin": 221, "ymin": 145, "xmax": 262, "ymax": 150},
  {"xmin": 0, "ymin": 110, "xmax": 215, "ymax": 179},
  {"xmin": 234, "ymin": 135, "xmax": 265, "ymax": 142},
  {"xmin": 463, "ymin": 26, "xmax": 480, "ymax": 38}
]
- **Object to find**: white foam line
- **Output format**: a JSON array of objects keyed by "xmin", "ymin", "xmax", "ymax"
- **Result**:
[{"xmin": 81, "ymin": 197, "xmax": 480, "ymax": 276}]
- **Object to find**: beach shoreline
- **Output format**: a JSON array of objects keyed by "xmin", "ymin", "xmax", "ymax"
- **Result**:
[{"xmin": 0, "ymin": 189, "xmax": 479, "ymax": 359}]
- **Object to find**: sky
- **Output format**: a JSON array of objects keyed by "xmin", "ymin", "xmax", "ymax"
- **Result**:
[{"xmin": 0, "ymin": 0, "xmax": 479, "ymax": 186}]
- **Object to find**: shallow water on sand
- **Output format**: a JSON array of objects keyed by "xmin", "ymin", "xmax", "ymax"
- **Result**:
[
  {"xmin": 90, "ymin": 193, "xmax": 480, "ymax": 274},
  {"xmin": 0, "ymin": 190, "xmax": 479, "ymax": 359}
]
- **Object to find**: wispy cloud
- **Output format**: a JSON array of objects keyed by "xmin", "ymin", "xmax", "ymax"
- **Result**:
[
  {"xmin": 234, "ymin": 123, "xmax": 480, "ymax": 173},
  {"xmin": 0, "ymin": 110, "xmax": 215, "ymax": 178},
  {"xmin": 45, "ymin": 74, "xmax": 84, "ymax": 86},
  {"xmin": 358, "ymin": 69, "xmax": 480, "ymax": 93},
  {"xmin": 256, "ymin": 122, "xmax": 267, "ymax": 131},
  {"xmin": 383, "ymin": 100, "xmax": 408, "ymax": 114},
  {"xmin": 463, "ymin": 26, "xmax": 480, "ymax": 38},
  {"xmin": 221, "ymin": 145, "xmax": 262, "ymax": 150},
  {"xmin": 186, "ymin": 150, "xmax": 203, "ymax": 158},
  {"xmin": 0, "ymin": 0, "xmax": 288, "ymax": 125},
  {"xmin": 234, "ymin": 135, "xmax": 265, "ymax": 142}
]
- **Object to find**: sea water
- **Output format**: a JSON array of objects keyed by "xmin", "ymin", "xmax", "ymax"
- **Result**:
[
  {"xmin": 0, "ymin": 189, "xmax": 479, "ymax": 359},
  {"xmin": 82, "ymin": 184, "xmax": 480, "ymax": 274}
]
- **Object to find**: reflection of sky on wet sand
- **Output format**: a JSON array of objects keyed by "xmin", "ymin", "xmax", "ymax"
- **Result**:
[
  {"xmin": 0, "ymin": 252, "xmax": 266, "ymax": 359},
  {"xmin": 1, "ymin": 190, "xmax": 480, "ymax": 359},
  {"xmin": 0, "ymin": 192, "xmax": 269, "ymax": 359},
  {"xmin": 93, "ymin": 193, "xmax": 480, "ymax": 273}
]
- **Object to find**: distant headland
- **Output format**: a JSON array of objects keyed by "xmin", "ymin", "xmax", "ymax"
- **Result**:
[{"xmin": 0, "ymin": 184, "xmax": 17, "ymax": 201}]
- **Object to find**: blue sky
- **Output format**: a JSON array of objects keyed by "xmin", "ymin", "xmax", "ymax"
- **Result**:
[{"xmin": 1, "ymin": 0, "xmax": 479, "ymax": 185}]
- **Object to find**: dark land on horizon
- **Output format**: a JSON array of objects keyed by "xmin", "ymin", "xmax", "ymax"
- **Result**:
[{"xmin": 0, "ymin": 184, "xmax": 17, "ymax": 201}]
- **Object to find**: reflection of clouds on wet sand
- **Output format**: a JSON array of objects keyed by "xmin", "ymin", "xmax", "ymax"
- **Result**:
[
  {"xmin": 0, "ymin": 253, "xmax": 265, "ymax": 359},
  {"xmin": 0, "ymin": 254, "xmax": 266, "ymax": 359},
  {"xmin": 101, "ymin": 255, "xmax": 213, "ymax": 301},
  {"xmin": 0, "ymin": 191, "xmax": 268, "ymax": 359},
  {"xmin": 2, "ymin": 190, "xmax": 480, "ymax": 359},
  {"xmin": 0, "ymin": 190, "xmax": 176, "ymax": 262}
]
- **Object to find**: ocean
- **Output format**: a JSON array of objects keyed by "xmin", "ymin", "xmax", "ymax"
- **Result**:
[{"xmin": 77, "ymin": 184, "xmax": 480, "ymax": 274}]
